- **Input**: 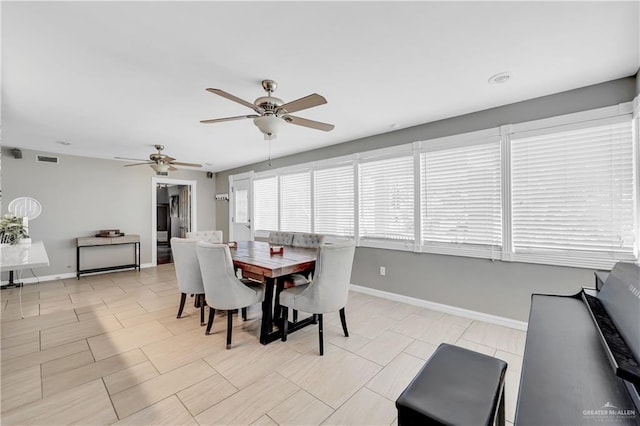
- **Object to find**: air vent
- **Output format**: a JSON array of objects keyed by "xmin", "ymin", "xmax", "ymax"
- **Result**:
[{"xmin": 36, "ymin": 155, "xmax": 60, "ymax": 164}]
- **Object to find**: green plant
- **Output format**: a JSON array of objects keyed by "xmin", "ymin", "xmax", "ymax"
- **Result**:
[{"xmin": 0, "ymin": 213, "xmax": 29, "ymax": 244}]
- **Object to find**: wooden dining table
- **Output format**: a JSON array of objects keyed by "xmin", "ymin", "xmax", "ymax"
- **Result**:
[{"xmin": 229, "ymin": 240, "xmax": 318, "ymax": 344}]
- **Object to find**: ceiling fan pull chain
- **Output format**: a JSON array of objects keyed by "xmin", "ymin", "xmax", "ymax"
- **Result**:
[{"xmin": 268, "ymin": 140, "xmax": 272, "ymax": 167}]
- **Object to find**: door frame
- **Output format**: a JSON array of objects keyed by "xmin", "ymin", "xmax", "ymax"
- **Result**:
[
  {"xmin": 229, "ymin": 171, "xmax": 254, "ymax": 241},
  {"xmin": 151, "ymin": 177, "xmax": 197, "ymax": 266}
]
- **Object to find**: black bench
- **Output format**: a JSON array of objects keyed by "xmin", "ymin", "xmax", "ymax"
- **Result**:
[{"xmin": 396, "ymin": 343, "xmax": 507, "ymax": 426}]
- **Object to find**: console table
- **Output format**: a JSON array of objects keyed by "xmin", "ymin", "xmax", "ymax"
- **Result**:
[{"xmin": 76, "ymin": 235, "xmax": 140, "ymax": 279}]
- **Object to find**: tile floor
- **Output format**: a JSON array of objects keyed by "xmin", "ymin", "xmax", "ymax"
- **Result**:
[{"xmin": 1, "ymin": 264, "xmax": 525, "ymax": 425}]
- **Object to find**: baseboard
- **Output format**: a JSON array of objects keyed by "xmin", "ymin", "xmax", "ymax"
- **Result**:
[
  {"xmin": 1, "ymin": 263, "xmax": 156, "ymax": 286},
  {"xmin": 349, "ymin": 284, "xmax": 528, "ymax": 331}
]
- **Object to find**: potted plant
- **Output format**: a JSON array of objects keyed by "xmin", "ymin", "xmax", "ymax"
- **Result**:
[{"xmin": 0, "ymin": 213, "xmax": 29, "ymax": 245}]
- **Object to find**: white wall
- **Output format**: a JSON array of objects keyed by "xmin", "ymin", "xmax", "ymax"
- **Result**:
[{"xmin": 1, "ymin": 149, "xmax": 216, "ymax": 280}]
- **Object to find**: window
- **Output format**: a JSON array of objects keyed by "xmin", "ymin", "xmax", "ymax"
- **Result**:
[
  {"xmin": 359, "ymin": 155, "xmax": 414, "ymax": 242},
  {"xmin": 421, "ymin": 139, "xmax": 502, "ymax": 251},
  {"xmin": 234, "ymin": 189, "xmax": 248, "ymax": 223},
  {"xmin": 253, "ymin": 176, "xmax": 278, "ymax": 232},
  {"xmin": 241, "ymin": 102, "xmax": 638, "ymax": 268},
  {"xmin": 280, "ymin": 171, "xmax": 311, "ymax": 232},
  {"xmin": 314, "ymin": 164, "xmax": 355, "ymax": 236},
  {"xmin": 510, "ymin": 119, "xmax": 637, "ymax": 264}
]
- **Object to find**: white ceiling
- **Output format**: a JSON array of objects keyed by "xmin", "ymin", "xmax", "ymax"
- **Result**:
[{"xmin": 3, "ymin": 1, "xmax": 639, "ymax": 172}]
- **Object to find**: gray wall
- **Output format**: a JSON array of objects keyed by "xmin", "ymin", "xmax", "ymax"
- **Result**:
[
  {"xmin": 1, "ymin": 148, "xmax": 216, "ymax": 279},
  {"xmin": 215, "ymin": 76, "xmax": 637, "ymax": 322}
]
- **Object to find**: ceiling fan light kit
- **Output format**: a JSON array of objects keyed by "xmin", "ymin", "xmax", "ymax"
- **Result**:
[
  {"xmin": 115, "ymin": 145, "xmax": 202, "ymax": 174},
  {"xmin": 254, "ymin": 115, "xmax": 286, "ymax": 140},
  {"xmin": 201, "ymin": 79, "xmax": 334, "ymax": 140}
]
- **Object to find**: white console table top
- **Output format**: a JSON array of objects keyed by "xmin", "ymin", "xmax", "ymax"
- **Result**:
[{"xmin": 0, "ymin": 241, "xmax": 50, "ymax": 271}]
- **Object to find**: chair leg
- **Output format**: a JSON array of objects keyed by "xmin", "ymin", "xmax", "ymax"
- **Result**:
[
  {"xmin": 226, "ymin": 310, "xmax": 233, "ymax": 349},
  {"xmin": 281, "ymin": 307, "xmax": 289, "ymax": 342},
  {"xmin": 205, "ymin": 306, "xmax": 216, "ymax": 335},
  {"xmin": 318, "ymin": 314, "xmax": 324, "ymax": 355},
  {"xmin": 200, "ymin": 295, "xmax": 206, "ymax": 326},
  {"xmin": 293, "ymin": 310, "xmax": 298, "ymax": 323},
  {"xmin": 241, "ymin": 307, "xmax": 247, "ymax": 321},
  {"xmin": 177, "ymin": 293, "xmax": 187, "ymax": 319},
  {"xmin": 339, "ymin": 308, "xmax": 349, "ymax": 337}
]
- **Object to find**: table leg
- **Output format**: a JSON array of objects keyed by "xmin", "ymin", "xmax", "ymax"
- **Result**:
[
  {"xmin": 260, "ymin": 277, "xmax": 275, "ymax": 344},
  {"xmin": 273, "ymin": 278, "xmax": 284, "ymax": 327}
]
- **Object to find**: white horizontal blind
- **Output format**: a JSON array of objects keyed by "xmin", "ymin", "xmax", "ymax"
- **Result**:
[
  {"xmin": 314, "ymin": 165, "xmax": 354, "ymax": 236},
  {"xmin": 253, "ymin": 176, "xmax": 278, "ymax": 232},
  {"xmin": 421, "ymin": 140, "xmax": 502, "ymax": 246},
  {"xmin": 280, "ymin": 171, "xmax": 311, "ymax": 232},
  {"xmin": 511, "ymin": 120, "xmax": 636, "ymax": 257},
  {"xmin": 359, "ymin": 155, "xmax": 414, "ymax": 241}
]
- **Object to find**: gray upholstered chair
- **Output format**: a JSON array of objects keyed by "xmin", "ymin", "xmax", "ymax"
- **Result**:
[
  {"xmin": 268, "ymin": 231, "xmax": 294, "ymax": 246},
  {"xmin": 196, "ymin": 242, "xmax": 265, "ymax": 349},
  {"xmin": 279, "ymin": 240, "xmax": 356, "ymax": 355},
  {"xmin": 291, "ymin": 233, "xmax": 325, "ymax": 248},
  {"xmin": 170, "ymin": 238, "xmax": 206, "ymax": 325},
  {"xmin": 186, "ymin": 230, "xmax": 224, "ymax": 244}
]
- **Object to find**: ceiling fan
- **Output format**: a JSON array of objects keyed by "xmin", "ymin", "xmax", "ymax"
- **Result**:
[
  {"xmin": 201, "ymin": 79, "xmax": 334, "ymax": 140},
  {"xmin": 115, "ymin": 145, "xmax": 202, "ymax": 175}
]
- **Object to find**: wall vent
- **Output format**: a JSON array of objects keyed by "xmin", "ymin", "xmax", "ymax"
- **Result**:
[{"xmin": 36, "ymin": 155, "xmax": 60, "ymax": 164}]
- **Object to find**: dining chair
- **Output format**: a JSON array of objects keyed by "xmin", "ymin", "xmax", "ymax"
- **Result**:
[
  {"xmin": 186, "ymin": 230, "xmax": 224, "ymax": 244},
  {"xmin": 170, "ymin": 237, "xmax": 206, "ymax": 325},
  {"xmin": 268, "ymin": 231, "xmax": 294, "ymax": 246},
  {"xmin": 279, "ymin": 240, "xmax": 356, "ymax": 355},
  {"xmin": 196, "ymin": 242, "xmax": 265, "ymax": 349},
  {"xmin": 291, "ymin": 233, "xmax": 325, "ymax": 248}
]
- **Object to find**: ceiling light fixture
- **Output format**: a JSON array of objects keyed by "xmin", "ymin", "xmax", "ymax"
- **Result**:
[
  {"xmin": 150, "ymin": 163, "xmax": 170, "ymax": 173},
  {"xmin": 253, "ymin": 114, "xmax": 286, "ymax": 140},
  {"xmin": 488, "ymin": 72, "xmax": 512, "ymax": 84}
]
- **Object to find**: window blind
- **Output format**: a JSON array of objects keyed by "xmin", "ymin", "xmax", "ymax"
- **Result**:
[
  {"xmin": 253, "ymin": 176, "xmax": 278, "ymax": 232},
  {"xmin": 511, "ymin": 120, "xmax": 636, "ymax": 258},
  {"xmin": 280, "ymin": 171, "xmax": 311, "ymax": 232},
  {"xmin": 421, "ymin": 140, "xmax": 502, "ymax": 247},
  {"xmin": 314, "ymin": 164, "xmax": 354, "ymax": 236},
  {"xmin": 359, "ymin": 155, "xmax": 414, "ymax": 241}
]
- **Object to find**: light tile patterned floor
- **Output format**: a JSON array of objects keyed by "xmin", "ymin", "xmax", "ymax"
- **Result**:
[{"xmin": 1, "ymin": 264, "xmax": 525, "ymax": 425}]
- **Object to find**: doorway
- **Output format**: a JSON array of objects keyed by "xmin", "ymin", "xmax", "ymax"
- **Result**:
[{"xmin": 151, "ymin": 177, "xmax": 197, "ymax": 266}]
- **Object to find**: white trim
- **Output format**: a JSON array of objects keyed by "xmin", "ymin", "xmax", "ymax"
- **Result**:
[
  {"xmin": 151, "ymin": 177, "xmax": 197, "ymax": 266},
  {"xmin": 3, "ymin": 262, "xmax": 156, "ymax": 285},
  {"xmin": 357, "ymin": 143, "xmax": 414, "ymax": 161},
  {"xmin": 510, "ymin": 113, "xmax": 632, "ymax": 140},
  {"xmin": 417, "ymin": 129, "xmax": 501, "ymax": 152},
  {"xmin": 349, "ymin": 284, "xmax": 528, "ymax": 331},
  {"xmin": 500, "ymin": 125, "xmax": 513, "ymax": 262},
  {"xmin": 510, "ymin": 101, "xmax": 633, "ymax": 134}
]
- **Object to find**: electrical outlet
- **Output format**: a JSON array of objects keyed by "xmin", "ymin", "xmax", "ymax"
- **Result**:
[{"xmin": 379, "ymin": 266, "xmax": 386, "ymax": 276}]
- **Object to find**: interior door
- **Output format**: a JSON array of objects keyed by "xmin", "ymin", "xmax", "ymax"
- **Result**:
[{"xmin": 230, "ymin": 176, "xmax": 252, "ymax": 241}]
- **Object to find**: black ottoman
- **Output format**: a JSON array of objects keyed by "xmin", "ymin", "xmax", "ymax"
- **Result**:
[{"xmin": 396, "ymin": 343, "xmax": 507, "ymax": 426}]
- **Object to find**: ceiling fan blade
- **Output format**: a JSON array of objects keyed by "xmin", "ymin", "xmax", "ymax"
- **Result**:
[
  {"xmin": 206, "ymin": 88, "xmax": 264, "ymax": 114},
  {"xmin": 115, "ymin": 156, "xmax": 149, "ymax": 162},
  {"xmin": 164, "ymin": 156, "xmax": 176, "ymax": 162},
  {"xmin": 278, "ymin": 93, "xmax": 327, "ymax": 114},
  {"xmin": 171, "ymin": 161, "xmax": 202, "ymax": 168},
  {"xmin": 168, "ymin": 165, "xmax": 178, "ymax": 171},
  {"xmin": 123, "ymin": 162, "xmax": 151, "ymax": 167},
  {"xmin": 200, "ymin": 114, "xmax": 259, "ymax": 124},
  {"xmin": 283, "ymin": 115, "xmax": 335, "ymax": 132}
]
